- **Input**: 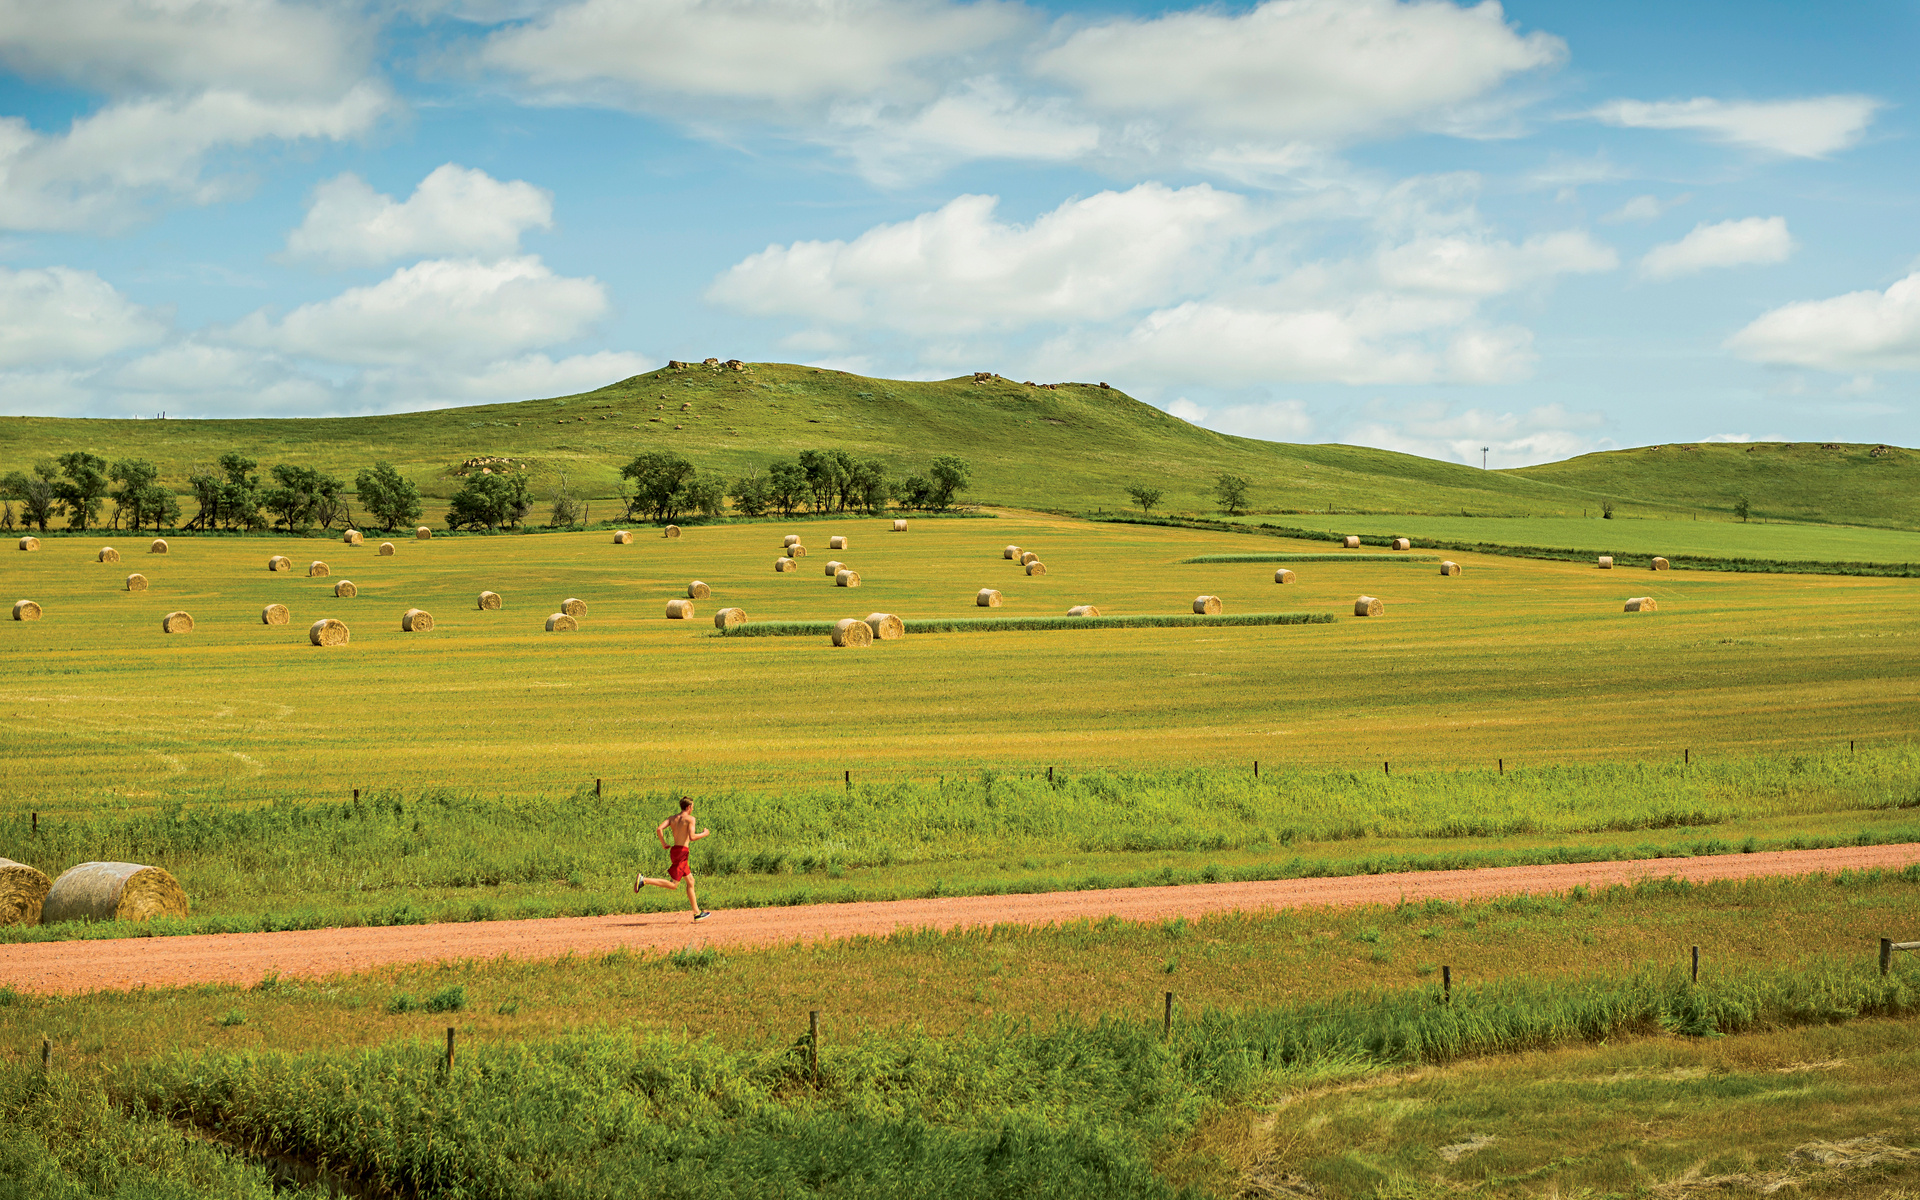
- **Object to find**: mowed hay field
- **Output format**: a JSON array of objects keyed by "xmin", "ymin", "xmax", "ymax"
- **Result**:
[{"xmin": 1, "ymin": 512, "xmax": 1917, "ymax": 811}]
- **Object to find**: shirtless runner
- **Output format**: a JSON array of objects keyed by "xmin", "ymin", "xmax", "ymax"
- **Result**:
[{"xmin": 634, "ymin": 796, "xmax": 712, "ymax": 920}]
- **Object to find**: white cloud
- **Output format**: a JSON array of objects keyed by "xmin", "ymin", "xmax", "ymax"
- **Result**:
[
  {"xmin": 228, "ymin": 256, "xmax": 609, "ymax": 366},
  {"xmin": 1034, "ymin": 0, "xmax": 1564, "ymax": 142},
  {"xmin": 1699, "ymin": 432, "xmax": 1788, "ymax": 443},
  {"xmin": 707, "ymin": 183, "xmax": 1254, "ymax": 334},
  {"xmin": 1726, "ymin": 272, "xmax": 1920, "ymax": 372},
  {"xmin": 1168, "ymin": 397, "xmax": 1315, "ymax": 441},
  {"xmin": 1377, "ymin": 229, "xmax": 1616, "ymax": 296},
  {"xmin": 1640, "ymin": 216, "xmax": 1792, "ymax": 280},
  {"xmin": 1600, "ymin": 193, "xmax": 1686, "ymax": 224},
  {"xmin": 286, "ymin": 164, "xmax": 554, "ymax": 267},
  {"xmin": 1590, "ymin": 95, "xmax": 1881, "ymax": 158},
  {"xmin": 1342, "ymin": 399, "xmax": 1605, "ymax": 465},
  {"xmin": 411, "ymin": 351, "xmax": 656, "ymax": 400},
  {"xmin": 826, "ymin": 78, "xmax": 1100, "ymax": 185},
  {"xmin": 0, "ymin": 265, "xmax": 166, "ymax": 367}
]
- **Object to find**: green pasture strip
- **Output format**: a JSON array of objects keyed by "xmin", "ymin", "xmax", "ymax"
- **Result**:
[
  {"xmin": 710, "ymin": 612, "xmax": 1338, "ymax": 637},
  {"xmin": 1179, "ymin": 553, "xmax": 1441, "ymax": 564},
  {"xmin": 1311, "ymin": 511, "xmax": 1920, "ymax": 563}
]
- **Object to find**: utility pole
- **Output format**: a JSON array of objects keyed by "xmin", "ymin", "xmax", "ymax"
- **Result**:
[{"xmin": 1482, "ymin": 446, "xmax": 1490, "ymax": 469}]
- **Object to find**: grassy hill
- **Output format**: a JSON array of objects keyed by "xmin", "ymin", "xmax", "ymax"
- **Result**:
[{"xmin": 0, "ymin": 362, "xmax": 1913, "ymax": 528}]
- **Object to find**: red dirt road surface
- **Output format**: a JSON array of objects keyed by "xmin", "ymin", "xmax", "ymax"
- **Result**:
[{"xmin": 6, "ymin": 844, "xmax": 1916, "ymax": 996}]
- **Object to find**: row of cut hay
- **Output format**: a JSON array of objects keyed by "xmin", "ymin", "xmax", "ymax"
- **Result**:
[
  {"xmin": 1600, "ymin": 556, "xmax": 1672, "ymax": 570},
  {"xmin": 0, "ymin": 858, "xmax": 188, "ymax": 926},
  {"xmin": 22, "ymin": 538, "xmax": 167, "ymax": 554},
  {"xmin": 714, "ymin": 611, "xmax": 1338, "ymax": 637},
  {"xmin": 1181, "ymin": 554, "xmax": 1443, "ymax": 564}
]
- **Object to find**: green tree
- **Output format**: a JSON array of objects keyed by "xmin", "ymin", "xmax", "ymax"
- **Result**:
[
  {"xmin": 849, "ymin": 458, "xmax": 889, "ymax": 514},
  {"xmin": 1734, "ymin": 496, "xmax": 1751, "ymax": 522},
  {"xmin": 729, "ymin": 470, "xmax": 771, "ymax": 518},
  {"xmin": 927, "ymin": 455, "xmax": 971, "ymax": 509},
  {"xmin": 766, "ymin": 461, "xmax": 807, "ymax": 518},
  {"xmin": 620, "ymin": 452, "xmax": 697, "ymax": 523},
  {"xmin": 109, "ymin": 459, "xmax": 178, "ymax": 533},
  {"xmin": 684, "ymin": 472, "xmax": 727, "ymax": 520},
  {"xmin": 1126, "ymin": 485, "xmax": 1162, "ymax": 515},
  {"xmin": 894, "ymin": 473, "xmax": 933, "ymax": 510},
  {"xmin": 445, "ymin": 471, "xmax": 531, "ymax": 531},
  {"xmin": 354, "ymin": 462, "xmax": 422, "ymax": 532},
  {"xmin": 1213, "ymin": 472, "xmax": 1250, "ymax": 516},
  {"xmin": 797, "ymin": 449, "xmax": 847, "ymax": 514},
  {"xmin": 53, "ymin": 451, "xmax": 110, "ymax": 531},
  {"xmin": 1, "ymin": 462, "xmax": 57, "ymax": 531},
  {"xmin": 211, "ymin": 454, "xmax": 264, "ymax": 531}
]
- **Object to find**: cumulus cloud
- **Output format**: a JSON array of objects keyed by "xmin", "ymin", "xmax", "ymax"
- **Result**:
[
  {"xmin": 827, "ymin": 79, "xmax": 1101, "ymax": 184},
  {"xmin": 1589, "ymin": 95, "xmax": 1881, "ymax": 158},
  {"xmin": 1639, "ymin": 216, "xmax": 1792, "ymax": 280},
  {"xmin": 1726, "ymin": 272, "xmax": 1920, "ymax": 372},
  {"xmin": 707, "ymin": 183, "xmax": 1255, "ymax": 334},
  {"xmin": 1377, "ymin": 229, "xmax": 1617, "ymax": 295},
  {"xmin": 1600, "ymin": 193, "xmax": 1686, "ymax": 224},
  {"xmin": 228, "ymin": 256, "xmax": 609, "ymax": 366},
  {"xmin": 1165, "ymin": 397, "xmax": 1315, "ymax": 441},
  {"xmin": 0, "ymin": 265, "xmax": 167, "ymax": 367},
  {"xmin": 285, "ymin": 164, "xmax": 554, "ymax": 267},
  {"xmin": 1342, "ymin": 399, "xmax": 1605, "ymax": 465}
]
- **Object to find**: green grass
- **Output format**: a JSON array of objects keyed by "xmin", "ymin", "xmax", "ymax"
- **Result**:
[
  {"xmin": 712, "ymin": 612, "xmax": 1338, "ymax": 636},
  {"xmin": 1180, "ymin": 553, "xmax": 1441, "ymax": 564},
  {"xmin": 1284, "ymin": 513, "xmax": 1920, "ymax": 563}
]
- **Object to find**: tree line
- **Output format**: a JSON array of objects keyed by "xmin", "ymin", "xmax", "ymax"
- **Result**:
[{"xmin": 615, "ymin": 450, "xmax": 971, "ymax": 525}]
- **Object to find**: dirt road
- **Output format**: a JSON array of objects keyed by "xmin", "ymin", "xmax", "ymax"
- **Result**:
[{"xmin": 5, "ymin": 843, "xmax": 1915, "ymax": 996}]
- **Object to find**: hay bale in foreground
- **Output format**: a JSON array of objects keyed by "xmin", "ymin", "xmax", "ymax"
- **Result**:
[
  {"xmin": 16, "ymin": 536, "xmax": 36, "ymax": 551},
  {"xmin": 261, "ymin": 603, "xmax": 289, "ymax": 625},
  {"xmin": 613, "ymin": 530, "xmax": 632, "ymax": 544},
  {"xmin": 830, "ymin": 535, "xmax": 848, "ymax": 550},
  {"xmin": 1020, "ymin": 551, "xmax": 1039, "ymax": 566},
  {"xmin": 1193, "ymin": 595, "xmax": 1222, "ymax": 615},
  {"xmin": 832, "ymin": 617, "xmax": 873, "ymax": 647},
  {"xmin": 0, "ymin": 857, "xmax": 52, "ymax": 925},
  {"xmin": 416, "ymin": 526, "xmax": 432, "ymax": 540},
  {"xmin": 824, "ymin": 559, "xmax": 843, "ymax": 576},
  {"xmin": 663, "ymin": 525, "xmax": 681, "ymax": 538},
  {"xmin": 1354, "ymin": 595, "xmax": 1383, "ymax": 617},
  {"xmin": 161, "ymin": 611, "xmax": 193, "ymax": 634},
  {"xmin": 1624, "ymin": 596, "xmax": 1657, "ymax": 612},
  {"xmin": 12, "ymin": 599, "xmax": 41, "ymax": 621},
  {"xmin": 785, "ymin": 534, "xmax": 801, "ymax": 547},
  {"xmin": 892, "ymin": 519, "xmax": 907, "ymax": 531},
  {"xmin": 788, "ymin": 543, "xmax": 807, "ymax": 557},
  {"xmin": 545, "ymin": 612, "xmax": 578, "ymax": 632},
  {"xmin": 713, "ymin": 606, "xmax": 747, "ymax": 629},
  {"xmin": 402, "ymin": 608, "xmax": 434, "ymax": 632},
  {"xmin": 1004, "ymin": 545, "xmax": 1021, "ymax": 560},
  {"xmin": 41, "ymin": 862, "xmax": 188, "ymax": 924},
  {"xmin": 1597, "ymin": 556, "xmax": 1613, "ymax": 569},
  {"xmin": 149, "ymin": 538, "xmax": 168, "ymax": 554},
  {"xmin": 977, "ymin": 588, "xmax": 1002, "ymax": 607},
  {"xmin": 478, "ymin": 591, "xmax": 502, "ymax": 610},
  {"xmin": 865, "ymin": 612, "xmax": 904, "ymax": 640},
  {"xmin": 774, "ymin": 556, "xmax": 797, "ymax": 572},
  {"xmin": 268, "ymin": 555, "xmax": 291, "ymax": 572},
  {"xmin": 343, "ymin": 529, "xmax": 363, "ymax": 545},
  {"xmin": 1392, "ymin": 537, "xmax": 1412, "ymax": 551},
  {"xmin": 1273, "ymin": 569, "xmax": 1295, "ymax": 584},
  {"xmin": 309, "ymin": 618, "xmax": 348, "ymax": 646},
  {"xmin": 687, "ymin": 580, "xmax": 711, "ymax": 599},
  {"xmin": 1651, "ymin": 557, "xmax": 1670, "ymax": 571},
  {"xmin": 836, "ymin": 569, "xmax": 861, "ymax": 588},
  {"xmin": 1067, "ymin": 605, "xmax": 1101, "ymax": 617},
  {"xmin": 561, "ymin": 597, "xmax": 587, "ymax": 617},
  {"xmin": 1025, "ymin": 561, "xmax": 1046, "ymax": 576},
  {"xmin": 378, "ymin": 542, "xmax": 394, "ymax": 556},
  {"xmin": 308, "ymin": 561, "xmax": 330, "ymax": 577},
  {"xmin": 666, "ymin": 599, "xmax": 695, "ymax": 619},
  {"xmin": 98, "ymin": 546, "xmax": 118, "ymax": 563},
  {"xmin": 1439, "ymin": 561, "xmax": 1461, "ymax": 576},
  {"xmin": 125, "ymin": 573, "xmax": 148, "ymax": 592},
  {"xmin": 333, "ymin": 580, "xmax": 357, "ymax": 598},
  {"xmin": 1343, "ymin": 535, "xmax": 1361, "ymax": 548}
]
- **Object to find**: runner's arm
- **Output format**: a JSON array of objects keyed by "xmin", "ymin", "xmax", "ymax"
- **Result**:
[
  {"xmin": 690, "ymin": 827, "xmax": 712, "ymax": 841},
  {"xmin": 655, "ymin": 819, "xmax": 671, "ymax": 849}
]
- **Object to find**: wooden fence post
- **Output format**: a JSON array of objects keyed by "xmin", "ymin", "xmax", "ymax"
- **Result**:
[
  {"xmin": 596, "ymin": 778, "xmax": 602, "ymax": 798},
  {"xmin": 1691, "ymin": 946, "xmax": 1699, "ymax": 983},
  {"xmin": 809, "ymin": 1010, "xmax": 821, "ymax": 1084},
  {"xmin": 41, "ymin": 1036, "xmax": 49, "ymax": 1073},
  {"xmin": 445, "ymin": 1027, "xmax": 455, "ymax": 1074},
  {"xmin": 1163, "ymin": 991, "xmax": 1173, "ymax": 1039},
  {"xmin": 1882, "ymin": 938, "xmax": 1893, "ymax": 977},
  {"xmin": 1442, "ymin": 965, "xmax": 1451, "ymax": 1005}
]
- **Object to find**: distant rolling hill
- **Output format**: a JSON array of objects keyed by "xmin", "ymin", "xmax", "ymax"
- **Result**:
[{"xmin": 0, "ymin": 362, "xmax": 1912, "ymax": 529}]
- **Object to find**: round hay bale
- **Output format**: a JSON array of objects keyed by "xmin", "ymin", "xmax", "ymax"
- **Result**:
[
  {"xmin": 0, "ymin": 857, "xmax": 52, "ymax": 926},
  {"xmin": 545, "ymin": 612, "xmax": 578, "ymax": 632},
  {"xmin": 663, "ymin": 525, "xmax": 681, "ymax": 538},
  {"xmin": 1651, "ymin": 557, "xmax": 1670, "ymax": 571},
  {"xmin": 415, "ymin": 526, "xmax": 432, "ymax": 540},
  {"xmin": 1193, "ymin": 594, "xmax": 1222, "ymax": 615},
  {"xmin": 892, "ymin": 519, "xmax": 907, "ymax": 531},
  {"xmin": 149, "ymin": 538, "xmax": 168, "ymax": 554},
  {"xmin": 1273, "ymin": 568, "xmax": 1296, "ymax": 584},
  {"xmin": 1392, "ymin": 537, "xmax": 1412, "ymax": 551},
  {"xmin": 333, "ymin": 580, "xmax": 357, "ymax": 598},
  {"xmin": 41, "ymin": 861, "xmax": 188, "ymax": 924},
  {"xmin": 832, "ymin": 617, "xmax": 873, "ymax": 647},
  {"xmin": 1343, "ymin": 535, "xmax": 1361, "ymax": 548},
  {"xmin": 713, "ymin": 606, "xmax": 747, "ymax": 629},
  {"xmin": 665, "ymin": 598, "xmax": 695, "ymax": 619},
  {"xmin": 378, "ymin": 542, "xmax": 394, "ymax": 556},
  {"xmin": 977, "ymin": 588, "xmax": 1002, "ymax": 607},
  {"xmin": 865, "ymin": 612, "xmax": 904, "ymax": 640},
  {"xmin": 1020, "ymin": 551, "xmax": 1039, "ymax": 566},
  {"xmin": 836, "ymin": 569, "xmax": 861, "ymax": 588},
  {"xmin": 161, "ymin": 611, "xmax": 194, "ymax": 634},
  {"xmin": 687, "ymin": 580, "xmax": 711, "ymax": 599},
  {"xmin": 788, "ymin": 543, "xmax": 807, "ymax": 557},
  {"xmin": 125, "ymin": 573, "xmax": 148, "ymax": 592},
  {"xmin": 1439, "ymin": 561, "xmax": 1461, "ymax": 576},
  {"xmin": 308, "ymin": 561, "xmax": 330, "ymax": 577},
  {"xmin": 1003, "ymin": 545, "xmax": 1021, "ymax": 560},
  {"xmin": 308, "ymin": 618, "xmax": 348, "ymax": 646},
  {"xmin": 774, "ymin": 556, "xmax": 797, "ymax": 572},
  {"xmin": 1597, "ymin": 556, "xmax": 1613, "ymax": 569},
  {"xmin": 98, "ymin": 546, "xmax": 118, "ymax": 563},
  {"xmin": 1624, "ymin": 596, "xmax": 1658, "ymax": 612},
  {"xmin": 268, "ymin": 555, "xmax": 291, "ymax": 572},
  {"xmin": 16, "ymin": 536, "xmax": 37, "ymax": 551},
  {"xmin": 261, "ymin": 603, "xmax": 289, "ymax": 625},
  {"xmin": 1354, "ymin": 595, "xmax": 1383, "ymax": 617},
  {"xmin": 343, "ymin": 529, "xmax": 363, "ymax": 545},
  {"xmin": 613, "ymin": 530, "xmax": 632, "ymax": 544},
  {"xmin": 1067, "ymin": 605, "xmax": 1101, "ymax": 617},
  {"xmin": 830, "ymin": 535, "xmax": 848, "ymax": 550},
  {"xmin": 478, "ymin": 590, "xmax": 502, "ymax": 610},
  {"xmin": 402, "ymin": 607, "xmax": 434, "ymax": 632},
  {"xmin": 561, "ymin": 597, "xmax": 587, "ymax": 617},
  {"xmin": 1025, "ymin": 561, "xmax": 1046, "ymax": 576},
  {"xmin": 12, "ymin": 599, "xmax": 41, "ymax": 621},
  {"xmin": 784, "ymin": 534, "xmax": 801, "ymax": 547},
  {"xmin": 825, "ymin": 559, "xmax": 845, "ymax": 577}
]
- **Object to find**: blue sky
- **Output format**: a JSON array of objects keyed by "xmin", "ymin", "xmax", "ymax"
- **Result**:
[{"xmin": 0, "ymin": 0, "xmax": 1913, "ymax": 466}]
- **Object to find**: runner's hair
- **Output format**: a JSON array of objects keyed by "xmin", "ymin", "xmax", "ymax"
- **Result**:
[{"xmin": 679, "ymin": 796, "xmax": 693, "ymax": 811}]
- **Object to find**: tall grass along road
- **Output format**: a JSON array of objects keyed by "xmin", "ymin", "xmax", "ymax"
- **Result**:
[{"xmin": 7, "ymin": 843, "xmax": 1914, "ymax": 996}]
